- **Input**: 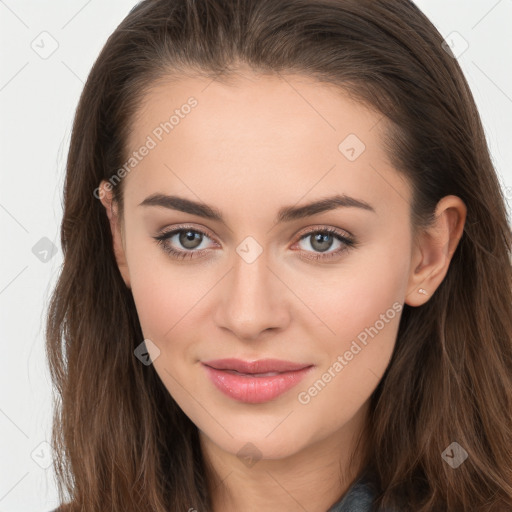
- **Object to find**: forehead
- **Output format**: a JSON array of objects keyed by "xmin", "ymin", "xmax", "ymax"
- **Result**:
[
  {"xmin": 121, "ymin": 71, "xmax": 410, "ymax": 218},
  {"xmin": 129, "ymin": 71, "xmax": 382, "ymax": 156}
]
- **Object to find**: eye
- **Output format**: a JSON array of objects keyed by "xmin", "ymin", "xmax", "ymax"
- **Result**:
[
  {"xmin": 153, "ymin": 225, "xmax": 357, "ymax": 262},
  {"xmin": 153, "ymin": 225, "xmax": 218, "ymax": 260},
  {"xmin": 292, "ymin": 227, "xmax": 356, "ymax": 261}
]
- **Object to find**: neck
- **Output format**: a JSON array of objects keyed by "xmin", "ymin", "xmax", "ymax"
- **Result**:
[{"xmin": 200, "ymin": 401, "xmax": 370, "ymax": 512}]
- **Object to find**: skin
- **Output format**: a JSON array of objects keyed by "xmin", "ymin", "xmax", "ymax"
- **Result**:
[{"xmin": 99, "ymin": 67, "xmax": 466, "ymax": 512}]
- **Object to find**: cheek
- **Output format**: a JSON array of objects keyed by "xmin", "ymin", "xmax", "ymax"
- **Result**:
[
  {"xmin": 130, "ymin": 266, "xmax": 212, "ymax": 344},
  {"xmin": 305, "ymin": 246, "xmax": 408, "ymax": 346},
  {"xmin": 125, "ymin": 226, "xmax": 216, "ymax": 341},
  {"xmin": 293, "ymin": 270, "xmax": 404, "ymax": 436},
  {"xmin": 307, "ymin": 285, "xmax": 401, "ymax": 396},
  {"xmin": 294, "ymin": 240, "xmax": 409, "ymax": 414},
  {"xmin": 128, "ymin": 262, "xmax": 208, "ymax": 400}
]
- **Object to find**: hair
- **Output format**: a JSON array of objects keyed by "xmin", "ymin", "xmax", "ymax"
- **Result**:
[{"xmin": 45, "ymin": 0, "xmax": 512, "ymax": 510}]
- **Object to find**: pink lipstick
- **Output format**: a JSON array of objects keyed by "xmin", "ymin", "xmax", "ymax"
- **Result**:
[{"xmin": 202, "ymin": 358, "xmax": 314, "ymax": 404}]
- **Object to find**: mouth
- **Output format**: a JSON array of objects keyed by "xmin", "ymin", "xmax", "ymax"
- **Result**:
[{"xmin": 201, "ymin": 358, "xmax": 314, "ymax": 404}]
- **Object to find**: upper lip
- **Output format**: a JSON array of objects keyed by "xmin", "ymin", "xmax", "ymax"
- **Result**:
[{"xmin": 202, "ymin": 358, "xmax": 312, "ymax": 374}]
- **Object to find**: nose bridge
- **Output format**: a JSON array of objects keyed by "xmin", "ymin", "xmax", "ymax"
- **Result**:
[
  {"xmin": 232, "ymin": 241, "xmax": 272, "ymax": 302},
  {"xmin": 214, "ymin": 237, "xmax": 289, "ymax": 339}
]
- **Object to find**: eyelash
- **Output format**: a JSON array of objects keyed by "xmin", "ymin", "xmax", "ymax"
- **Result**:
[{"xmin": 153, "ymin": 224, "xmax": 357, "ymax": 262}]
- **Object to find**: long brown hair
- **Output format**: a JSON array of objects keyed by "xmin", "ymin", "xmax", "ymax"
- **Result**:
[{"xmin": 46, "ymin": 0, "xmax": 512, "ymax": 510}]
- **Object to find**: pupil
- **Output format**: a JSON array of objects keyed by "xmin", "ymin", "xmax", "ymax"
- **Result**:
[
  {"xmin": 180, "ymin": 230, "xmax": 202, "ymax": 249},
  {"xmin": 312, "ymin": 233, "xmax": 332, "ymax": 252}
]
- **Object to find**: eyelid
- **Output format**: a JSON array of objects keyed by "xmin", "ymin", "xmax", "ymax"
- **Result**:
[
  {"xmin": 156, "ymin": 223, "xmax": 218, "ymax": 243},
  {"xmin": 295, "ymin": 224, "xmax": 354, "ymax": 240},
  {"xmin": 156, "ymin": 223, "xmax": 354, "ymax": 244},
  {"xmin": 290, "ymin": 225, "xmax": 356, "ymax": 262},
  {"xmin": 154, "ymin": 223, "xmax": 356, "ymax": 260}
]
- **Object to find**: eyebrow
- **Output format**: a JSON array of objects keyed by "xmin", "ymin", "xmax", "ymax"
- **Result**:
[{"xmin": 138, "ymin": 193, "xmax": 375, "ymax": 223}]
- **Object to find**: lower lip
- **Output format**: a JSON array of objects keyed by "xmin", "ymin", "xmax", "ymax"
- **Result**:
[{"xmin": 202, "ymin": 364, "xmax": 314, "ymax": 404}]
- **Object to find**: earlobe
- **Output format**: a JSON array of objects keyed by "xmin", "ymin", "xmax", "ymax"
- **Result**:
[
  {"xmin": 405, "ymin": 195, "xmax": 466, "ymax": 307},
  {"xmin": 98, "ymin": 180, "xmax": 131, "ymax": 289}
]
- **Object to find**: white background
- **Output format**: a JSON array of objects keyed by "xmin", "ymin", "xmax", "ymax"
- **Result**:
[{"xmin": 0, "ymin": 1, "xmax": 511, "ymax": 511}]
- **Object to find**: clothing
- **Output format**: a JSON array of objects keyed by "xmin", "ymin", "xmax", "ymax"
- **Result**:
[
  {"xmin": 327, "ymin": 471, "xmax": 393, "ymax": 512},
  {"xmin": 50, "ymin": 471, "xmax": 393, "ymax": 512}
]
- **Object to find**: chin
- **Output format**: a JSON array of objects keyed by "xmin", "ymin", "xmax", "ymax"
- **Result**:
[{"xmin": 201, "ymin": 423, "xmax": 311, "ymax": 461}]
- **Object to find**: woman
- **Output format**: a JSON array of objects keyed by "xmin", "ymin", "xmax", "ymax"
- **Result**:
[{"xmin": 46, "ymin": 0, "xmax": 512, "ymax": 510}]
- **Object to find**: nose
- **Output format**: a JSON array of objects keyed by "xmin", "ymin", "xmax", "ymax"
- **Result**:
[{"xmin": 213, "ymin": 247, "xmax": 291, "ymax": 341}]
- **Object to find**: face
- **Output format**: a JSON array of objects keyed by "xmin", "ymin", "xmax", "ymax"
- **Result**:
[{"xmin": 101, "ymin": 69, "xmax": 417, "ymax": 463}]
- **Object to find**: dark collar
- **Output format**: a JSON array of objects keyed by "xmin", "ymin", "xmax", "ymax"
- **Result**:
[{"xmin": 327, "ymin": 472, "xmax": 377, "ymax": 512}]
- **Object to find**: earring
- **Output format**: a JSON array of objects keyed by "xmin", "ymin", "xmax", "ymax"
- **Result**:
[{"xmin": 418, "ymin": 288, "xmax": 428, "ymax": 295}]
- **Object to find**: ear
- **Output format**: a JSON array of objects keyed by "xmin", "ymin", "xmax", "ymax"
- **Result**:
[
  {"xmin": 405, "ymin": 195, "xmax": 466, "ymax": 307},
  {"xmin": 98, "ymin": 181, "xmax": 131, "ymax": 289}
]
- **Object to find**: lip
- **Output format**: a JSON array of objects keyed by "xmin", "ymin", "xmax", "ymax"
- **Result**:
[{"xmin": 201, "ymin": 358, "xmax": 314, "ymax": 404}]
